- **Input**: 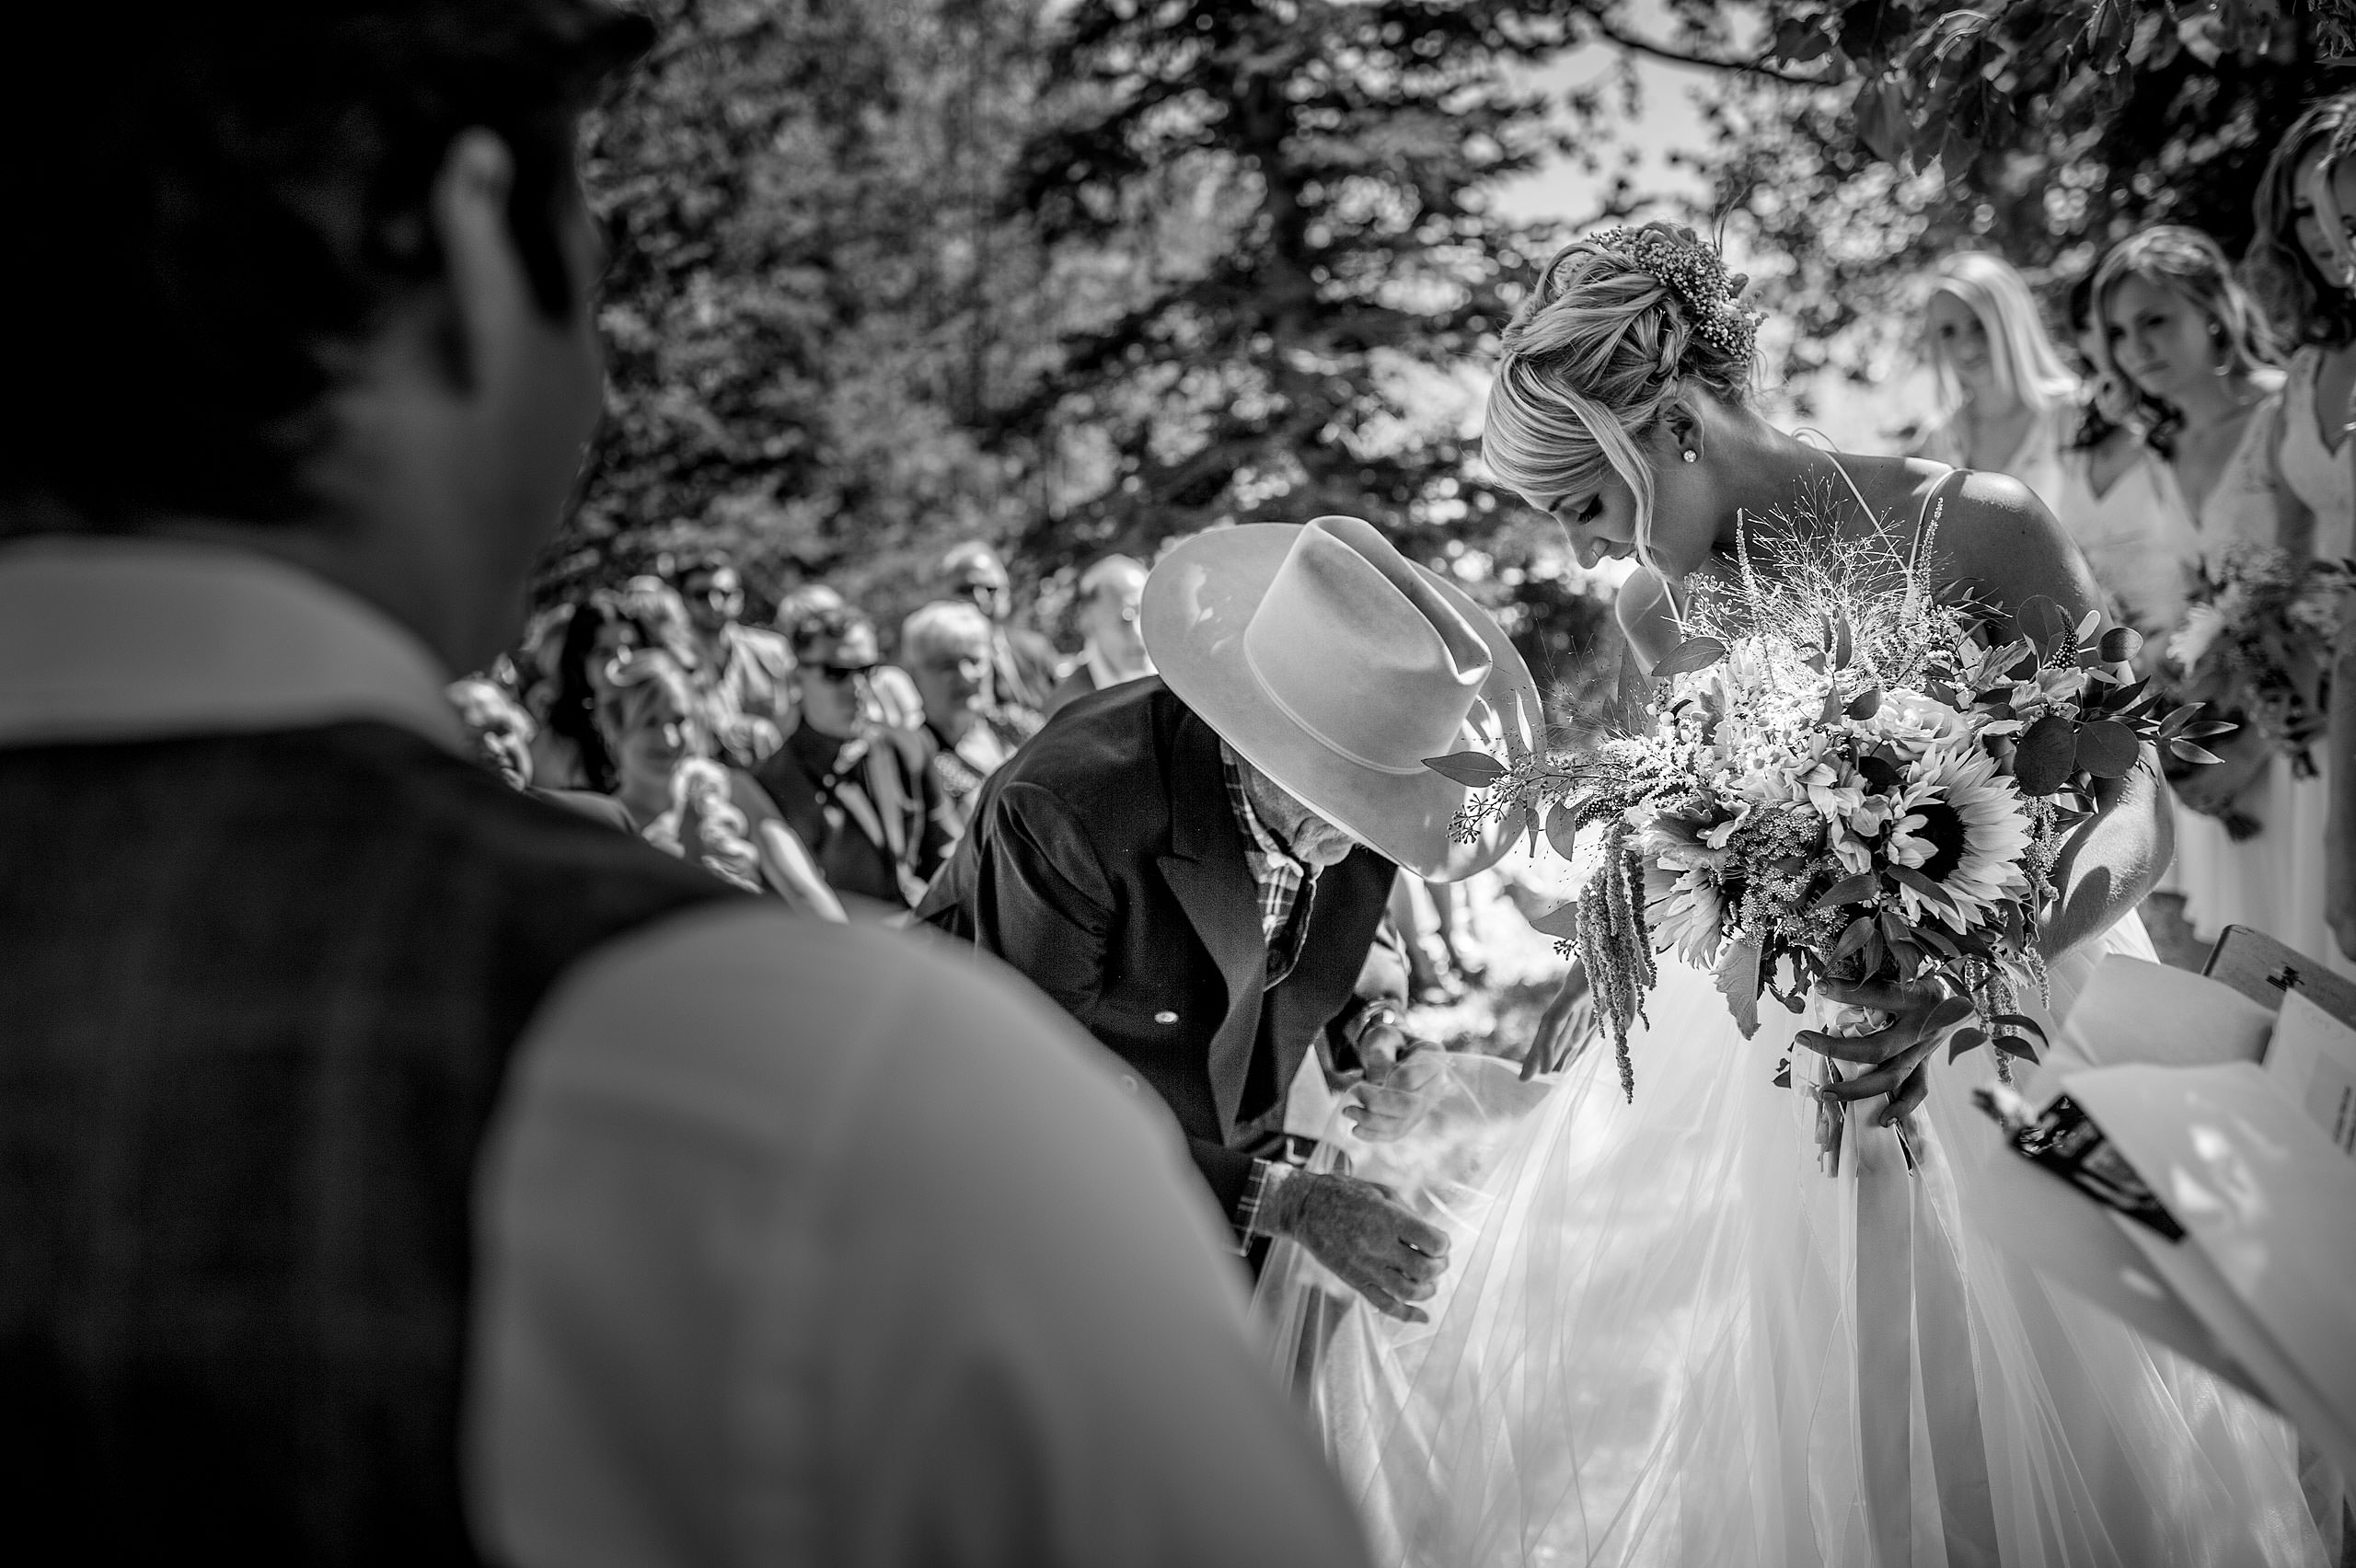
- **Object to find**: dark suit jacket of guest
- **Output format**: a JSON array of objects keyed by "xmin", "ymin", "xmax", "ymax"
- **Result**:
[
  {"xmin": 752, "ymin": 722, "xmax": 951, "ymax": 909},
  {"xmin": 1043, "ymin": 663, "xmax": 1099, "ymax": 720},
  {"xmin": 918, "ymin": 678, "xmax": 1400, "ymax": 1216}
]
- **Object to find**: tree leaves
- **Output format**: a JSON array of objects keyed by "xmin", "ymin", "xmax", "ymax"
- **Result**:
[{"xmin": 1850, "ymin": 71, "xmax": 1911, "ymax": 164}]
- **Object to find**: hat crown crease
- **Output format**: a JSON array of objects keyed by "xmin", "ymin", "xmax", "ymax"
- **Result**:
[{"xmin": 1241, "ymin": 518, "xmax": 1491, "ymax": 778}]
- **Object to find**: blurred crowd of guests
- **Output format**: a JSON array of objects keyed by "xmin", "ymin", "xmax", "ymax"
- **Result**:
[
  {"xmin": 447, "ymin": 541, "xmax": 1157, "ymax": 923},
  {"xmin": 1900, "ymin": 98, "xmax": 2356, "ymax": 976}
]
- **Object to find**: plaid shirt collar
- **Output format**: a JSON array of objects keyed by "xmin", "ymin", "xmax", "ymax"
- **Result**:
[{"xmin": 1220, "ymin": 742, "xmax": 1317, "ymax": 944}]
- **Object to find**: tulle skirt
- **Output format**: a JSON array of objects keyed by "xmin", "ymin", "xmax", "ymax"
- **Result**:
[
  {"xmin": 1257, "ymin": 917, "xmax": 2329, "ymax": 1566},
  {"xmin": 2177, "ymin": 752, "xmax": 2355, "ymax": 979}
]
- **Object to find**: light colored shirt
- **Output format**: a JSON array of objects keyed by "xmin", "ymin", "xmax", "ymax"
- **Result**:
[
  {"xmin": 0, "ymin": 536, "xmax": 1370, "ymax": 1568},
  {"xmin": 1082, "ymin": 639, "xmax": 1154, "ymax": 696},
  {"xmin": 1220, "ymin": 741, "xmax": 1317, "ymax": 944}
]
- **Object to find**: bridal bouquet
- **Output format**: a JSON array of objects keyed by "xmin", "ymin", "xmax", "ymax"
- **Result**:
[
  {"xmin": 1430, "ymin": 502, "xmax": 2223, "ymax": 1112},
  {"xmin": 2165, "ymin": 542, "xmax": 2353, "ymax": 780}
]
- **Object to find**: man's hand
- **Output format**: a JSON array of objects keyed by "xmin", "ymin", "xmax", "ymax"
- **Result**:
[
  {"xmin": 1796, "ymin": 976, "xmax": 1976, "ymax": 1125},
  {"xmin": 1343, "ymin": 1017, "xmax": 1451, "ymax": 1141},
  {"xmin": 1265, "ymin": 1170, "xmax": 1450, "ymax": 1322}
]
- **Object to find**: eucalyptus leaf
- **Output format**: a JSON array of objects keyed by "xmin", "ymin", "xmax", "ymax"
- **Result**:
[
  {"xmin": 2017, "ymin": 594, "xmax": 2073, "ymax": 659},
  {"xmin": 2013, "ymin": 714, "xmax": 2080, "ymax": 796},
  {"xmin": 1425, "ymin": 751, "xmax": 1506, "ymax": 788},
  {"xmin": 2073, "ymin": 719, "xmax": 2140, "ymax": 778},
  {"xmin": 1813, "ymin": 871, "xmax": 1881, "ymax": 911},
  {"xmin": 1652, "ymin": 635, "xmax": 1729, "ymax": 678},
  {"xmin": 1528, "ymin": 899, "xmax": 1582, "ymax": 940},
  {"xmin": 1715, "ymin": 936, "xmax": 1763, "ymax": 1039}
]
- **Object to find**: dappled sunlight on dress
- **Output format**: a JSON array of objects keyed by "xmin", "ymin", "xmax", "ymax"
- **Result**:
[{"xmin": 1257, "ymin": 915, "xmax": 2326, "ymax": 1567}]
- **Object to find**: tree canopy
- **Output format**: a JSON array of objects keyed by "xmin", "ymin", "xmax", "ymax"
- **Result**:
[{"xmin": 551, "ymin": 0, "xmax": 2355, "ymax": 678}]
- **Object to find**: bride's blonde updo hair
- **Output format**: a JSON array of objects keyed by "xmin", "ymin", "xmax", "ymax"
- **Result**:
[{"xmin": 1483, "ymin": 222, "xmax": 1760, "ymax": 569}]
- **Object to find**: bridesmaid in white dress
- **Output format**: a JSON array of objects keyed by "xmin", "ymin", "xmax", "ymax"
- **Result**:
[
  {"xmin": 2243, "ymin": 98, "xmax": 2356, "ymax": 975},
  {"xmin": 2048, "ymin": 270, "xmax": 2199, "ymax": 658},
  {"xmin": 1909, "ymin": 252, "xmax": 2075, "ymax": 509},
  {"xmin": 2087, "ymin": 225, "xmax": 2300, "ymax": 955}
]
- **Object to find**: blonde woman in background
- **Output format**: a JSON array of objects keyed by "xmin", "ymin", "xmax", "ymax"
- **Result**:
[
  {"xmin": 2050, "ymin": 267, "xmax": 2193, "ymax": 659},
  {"xmin": 2299, "ymin": 102, "xmax": 2356, "ymax": 969},
  {"xmin": 2238, "ymin": 97, "xmax": 2356, "ymax": 974},
  {"xmin": 1910, "ymin": 251, "xmax": 2078, "ymax": 506},
  {"xmin": 2091, "ymin": 227, "xmax": 2307, "ymax": 960}
]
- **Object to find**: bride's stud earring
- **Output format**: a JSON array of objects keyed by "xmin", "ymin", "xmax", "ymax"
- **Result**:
[{"xmin": 1681, "ymin": 450, "xmax": 1698, "ymax": 463}]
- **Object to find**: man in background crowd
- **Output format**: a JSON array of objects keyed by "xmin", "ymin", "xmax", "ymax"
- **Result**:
[
  {"xmin": 1047, "ymin": 552, "xmax": 1155, "ymax": 717},
  {"xmin": 941, "ymin": 538, "xmax": 1061, "ymax": 718},
  {"xmin": 903, "ymin": 597, "xmax": 1041, "ymax": 833},
  {"xmin": 672, "ymin": 550, "xmax": 794, "ymax": 763},
  {"xmin": 755, "ymin": 601, "xmax": 953, "ymax": 916},
  {"xmin": 0, "ymin": 6, "xmax": 1371, "ymax": 1562},
  {"xmin": 779, "ymin": 579, "xmax": 925, "ymax": 731}
]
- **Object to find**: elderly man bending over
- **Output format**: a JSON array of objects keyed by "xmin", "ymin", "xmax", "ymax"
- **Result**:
[{"xmin": 919, "ymin": 516, "xmax": 1538, "ymax": 1320}]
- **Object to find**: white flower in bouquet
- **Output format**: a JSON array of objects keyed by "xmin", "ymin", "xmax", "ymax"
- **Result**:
[
  {"xmin": 1646, "ymin": 862, "xmax": 1728, "ymax": 969},
  {"xmin": 2165, "ymin": 602, "xmax": 2227, "ymax": 678}
]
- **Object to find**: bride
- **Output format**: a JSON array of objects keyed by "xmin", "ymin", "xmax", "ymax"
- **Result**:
[{"xmin": 1258, "ymin": 225, "xmax": 2331, "ymax": 1566}]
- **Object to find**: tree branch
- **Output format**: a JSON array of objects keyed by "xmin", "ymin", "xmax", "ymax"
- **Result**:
[{"xmin": 1586, "ymin": 17, "xmax": 1835, "ymax": 87}]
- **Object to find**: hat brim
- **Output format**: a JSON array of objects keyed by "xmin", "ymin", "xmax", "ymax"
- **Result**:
[{"xmin": 1141, "ymin": 524, "xmax": 1541, "ymax": 882}]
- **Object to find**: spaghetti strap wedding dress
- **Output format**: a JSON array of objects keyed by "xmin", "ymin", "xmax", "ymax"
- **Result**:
[
  {"xmin": 1258, "ymin": 476, "xmax": 2328, "ymax": 1568},
  {"xmin": 2170, "ymin": 369, "xmax": 2356, "ymax": 976}
]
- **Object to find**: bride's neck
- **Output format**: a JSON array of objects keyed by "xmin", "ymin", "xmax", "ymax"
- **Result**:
[{"xmin": 1702, "ymin": 419, "xmax": 1862, "ymax": 553}]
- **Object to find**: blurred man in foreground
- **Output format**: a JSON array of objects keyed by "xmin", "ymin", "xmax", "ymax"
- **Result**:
[{"xmin": 0, "ymin": 6, "xmax": 1369, "ymax": 1562}]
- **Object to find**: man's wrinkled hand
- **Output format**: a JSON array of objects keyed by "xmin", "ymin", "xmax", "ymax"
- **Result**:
[
  {"xmin": 1267, "ymin": 1170, "xmax": 1450, "ymax": 1322},
  {"xmin": 1344, "ymin": 1026, "xmax": 1450, "ymax": 1142}
]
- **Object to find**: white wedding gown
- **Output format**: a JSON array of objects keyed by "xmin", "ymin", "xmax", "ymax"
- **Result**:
[{"xmin": 1258, "ymin": 914, "xmax": 2331, "ymax": 1566}]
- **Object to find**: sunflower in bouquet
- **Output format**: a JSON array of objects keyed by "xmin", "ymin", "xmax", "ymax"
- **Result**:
[
  {"xmin": 2161, "ymin": 543, "xmax": 2353, "ymax": 835},
  {"xmin": 1431, "ymin": 505, "xmax": 2225, "ymax": 1147}
]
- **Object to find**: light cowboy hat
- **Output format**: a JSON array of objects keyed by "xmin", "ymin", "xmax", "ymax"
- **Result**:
[{"xmin": 1141, "ymin": 515, "xmax": 1539, "ymax": 881}]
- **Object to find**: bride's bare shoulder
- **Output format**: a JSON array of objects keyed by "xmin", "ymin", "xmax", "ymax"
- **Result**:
[{"xmin": 1934, "ymin": 467, "xmax": 2102, "ymax": 621}]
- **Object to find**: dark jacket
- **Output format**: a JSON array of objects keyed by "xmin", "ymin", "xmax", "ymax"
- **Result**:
[
  {"xmin": 918, "ymin": 679, "xmax": 1401, "ymax": 1216},
  {"xmin": 0, "ymin": 723, "xmax": 736, "ymax": 1562},
  {"xmin": 753, "ymin": 722, "xmax": 953, "ymax": 909},
  {"xmin": 1043, "ymin": 662, "xmax": 1099, "ymax": 720}
]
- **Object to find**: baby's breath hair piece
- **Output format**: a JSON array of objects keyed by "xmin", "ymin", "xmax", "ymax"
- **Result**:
[{"xmin": 1591, "ymin": 225, "xmax": 1763, "ymax": 361}]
